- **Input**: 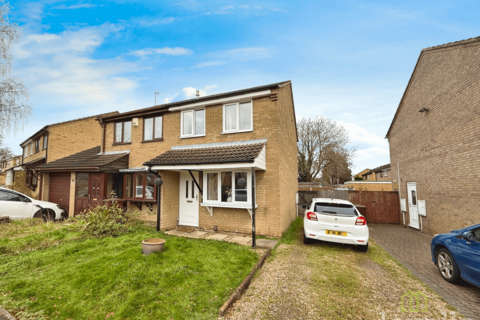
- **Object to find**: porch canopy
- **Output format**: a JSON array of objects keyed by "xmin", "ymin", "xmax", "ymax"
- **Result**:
[
  {"xmin": 144, "ymin": 139, "xmax": 267, "ymax": 171},
  {"xmin": 35, "ymin": 146, "xmax": 129, "ymax": 172}
]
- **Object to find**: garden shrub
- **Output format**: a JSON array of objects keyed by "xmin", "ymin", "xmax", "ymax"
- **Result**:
[{"xmin": 71, "ymin": 202, "xmax": 141, "ymax": 238}]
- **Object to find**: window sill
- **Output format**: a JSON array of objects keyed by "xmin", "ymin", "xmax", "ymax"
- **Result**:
[
  {"xmin": 112, "ymin": 142, "xmax": 132, "ymax": 146},
  {"xmin": 121, "ymin": 199, "xmax": 157, "ymax": 203},
  {"xmin": 222, "ymin": 129, "xmax": 253, "ymax": 135},
  {"xmin": 141, "ymin": 138, "xmax": 164, "ymax": 143},
  {"xmin": 180, "ymin": 134, "xmax": 206, "ymax": 139},
  {"xmin": 201, "ymin": 202, "xmax": 258, "ymax": 209}
]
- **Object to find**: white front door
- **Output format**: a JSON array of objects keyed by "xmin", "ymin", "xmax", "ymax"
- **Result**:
[
  {"xmin": 407, "ymin": 182, "xmax": 419, "ymax": 229},
  {"xmin": 179, "ymin": 171, "xmax": 199, "ymax": 227}
]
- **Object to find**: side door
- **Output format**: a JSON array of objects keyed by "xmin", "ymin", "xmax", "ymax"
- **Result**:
[
  {"xmin": 0, "ymin": 190, "xmax": 18, "ymax": 218},
  {"xmin": 407, "ymin": 182, "xmax": 419, "ymax": 229},
  {"xmin": 457, "ymin": 227, "xmax": 480, "ymax": 286}
]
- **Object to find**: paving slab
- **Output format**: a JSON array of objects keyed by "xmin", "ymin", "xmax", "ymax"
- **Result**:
[
  {"xmin": 183, "ymin": 231, "xmax": 208, "ymax": 238},
  {"xmin": 165, "ymin": 230, "xmax": 187, "ymax": 236},
  {"xmin": 206, "ymin": 233, "xmax": 229, "ymax": 241},
  {"xmin": 229, "ymin": 236, "xmax": 252, "ymax": 245},
  {"xmin": 256, "ymin": 239, "xmax": 278, "ymax": 249}
]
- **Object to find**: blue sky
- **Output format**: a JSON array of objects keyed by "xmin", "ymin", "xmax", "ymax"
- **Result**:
[{"xmin": 5, "ymin": 0, "xmax": 480, "ymax": 173}]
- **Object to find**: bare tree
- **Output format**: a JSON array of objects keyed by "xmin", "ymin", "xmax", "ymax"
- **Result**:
[
  {"xmin": 321, "ymin": 148, "xmax": 353, "ymax": 185},
  {"xmin": 297, "ymin": 116, "xmax": 355, "ymax": 182},
  {"xmin": 0, "ymin": 135, "xmax": 13, "ymax": 161},
  {"xmin": 0, "ymin": 1, "xmax": 31, "ymax": 137}
]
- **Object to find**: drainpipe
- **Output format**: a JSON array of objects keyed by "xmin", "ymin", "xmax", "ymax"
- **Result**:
[
  {"xmin": 251, "ymin": 167, "xmax": 256, "ymax": 249},
  {"xmin": 397, "ymin": 162, "xmax": 405, "ymax": 227}
]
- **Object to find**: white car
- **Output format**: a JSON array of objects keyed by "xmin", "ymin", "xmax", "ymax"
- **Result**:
[
  {"xmin": 0, "ymin": 187, "xmax": 67, "ymax": 221},
  {"xmin": 303, "ymin": 198, "xmax": 369, "ymax": 252}
]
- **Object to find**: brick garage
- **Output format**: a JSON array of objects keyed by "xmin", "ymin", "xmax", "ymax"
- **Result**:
[{"xmin": 387, "ymin": 36, "xmax": 480, "ymax": 234}]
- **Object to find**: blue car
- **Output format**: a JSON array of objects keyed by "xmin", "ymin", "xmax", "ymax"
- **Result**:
[{"xmin": 430, "ymin": 223, "xmax": 480, "ymax": 287}]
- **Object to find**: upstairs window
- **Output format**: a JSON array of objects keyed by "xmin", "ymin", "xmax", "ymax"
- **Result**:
[
  {"xmin": 114, "ymin": 121, "xmax": 132, "ymax": 144},
  {"xmin": 34, "ymin": 139, "xmax": 40, "ymax": 153},
  {"xmin": 29, "ymin": 143, "xmax": 33, "ymax": 155},
  {"xmin": 223, "ymin": 101, "xmax": 252, "ymax": 133},
  {"xmin": 43, "ymin": 135, "xmax": 48, "ymax": 150},
  {"xmin": 143, "ymin": 116, "xmax": 163, "ymax": 141},
  {"xmin": 384, "ymin": 170, "xmax": 388, "ymax": 177},
  {"xmin": 181, "ymin": 109, "xmax": 205, "ymax": 138}
]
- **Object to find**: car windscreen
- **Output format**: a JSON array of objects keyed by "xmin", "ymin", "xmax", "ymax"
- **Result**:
[{"xmin": 314, "ymin": 202, "xmax": 358, "ymax": 216}]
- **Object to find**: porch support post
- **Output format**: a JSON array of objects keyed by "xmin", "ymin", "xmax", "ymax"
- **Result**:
[
  {"xmin": 156, "ymin": 183, "xmax": 161, "ymax": 232},
  {"xmin": 188, "ymin": 170, "xmax": 203, "ymax": 195},
  {"xmin": 251, "ymin": 167, "xmax": 256, "ymax": 249}
]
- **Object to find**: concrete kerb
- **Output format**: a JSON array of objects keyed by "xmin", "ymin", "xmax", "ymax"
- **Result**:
[
  {"xmin": 218, "ymin": 247, "xmax": 272, "ymax": 317},
  {"xmin": 0, "ymin": 308, "xmax": 16, "ymax": 320}
]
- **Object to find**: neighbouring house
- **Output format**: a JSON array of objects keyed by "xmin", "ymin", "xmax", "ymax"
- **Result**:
[
  {"xmin": 17, "ymin": 112, "xmax": 118, "ymax": 206},
  {"xmin": 353, "ymin": 168, "xmax": 370, "ymax": 180},
  {"xmin": 387, "ymin": 36, "xmax": 480, "ymax": 234},
  {"xmin": 345, "ymin": 164, "xmax": 392, "ymax": 191},
  {"xmin": 36, "ymin": 81, "xmax": 298, "ymax": 237},
  {"xmin": 0, "ymin": 155, "xmax": 22, "ymax": 189}
]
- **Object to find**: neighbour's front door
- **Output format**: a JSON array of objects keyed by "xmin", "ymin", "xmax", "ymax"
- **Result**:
[
  {"xmin": 179, "ymin": 171, "xmax": 199, "ymax": 227},
  {"xmin": 407, "ymin": 182, "xmax": 419, "ymax": 229},
  {"xmin": 88, "ymin": 173, "xmax": 104, "ymax": 208}
]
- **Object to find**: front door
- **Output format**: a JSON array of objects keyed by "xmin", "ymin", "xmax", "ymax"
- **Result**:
[
  {"xmin": 88, "ymin": 173, "xmax": 104, "ymax": 208},
  {"xmin": 407, "ymin": 182, "xmax": 419, "ymax": 229},
  {"xmin": 179, "ymin": 171, "xmax": 199, "ymax": 227}
]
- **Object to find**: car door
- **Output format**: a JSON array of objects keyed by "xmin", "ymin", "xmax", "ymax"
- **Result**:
[
  {"xmin": 456, "ymin": 227, "xmax": 480, "ymax": 286},
  {"xmin": 0, "ymin": 190, "xmax": 33, "ymax": 219}
]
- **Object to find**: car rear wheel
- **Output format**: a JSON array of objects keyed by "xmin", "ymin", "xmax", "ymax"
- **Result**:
[
  {"xmin": 355, "ymin": 243, "xmax": 368, "ymax": 252},
  {"xmin": 437, "ymin": 248, "xmax": 460, "ymax": 283},
  {"xmin": 303, "ymin": 232, "xmax": 314, "ymax": 244}
]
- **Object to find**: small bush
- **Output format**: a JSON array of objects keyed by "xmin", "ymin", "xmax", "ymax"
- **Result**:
[{"xmin": 71, "ymin": 202, "xmax": 141, "ymax": 238}]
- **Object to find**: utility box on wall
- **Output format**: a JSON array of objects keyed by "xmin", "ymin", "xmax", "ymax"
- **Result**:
[
  {"xmin": 418, "ymin": 200, "xmax": 426, "ymax": 216},
  {"xmin": 400, "ymin": 199, "xmax": 406, "ymax": 212}
]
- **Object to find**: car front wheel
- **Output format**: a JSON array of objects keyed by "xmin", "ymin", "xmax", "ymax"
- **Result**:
[
  {"xmin": 437, "ymin": 248, "xmax": 460, "ymax": 283},
  {"xmin": 33, "ymin": 209, "xmax": 55, "ymax": 222}
]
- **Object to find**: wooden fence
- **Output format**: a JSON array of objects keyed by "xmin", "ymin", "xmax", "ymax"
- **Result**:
[{"xmin": 297, "ymin": 190, "xmax": 401, "ymax": 224}]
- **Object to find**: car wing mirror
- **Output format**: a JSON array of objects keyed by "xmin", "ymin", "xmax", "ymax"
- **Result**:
[
  {"xmin": 22, "ymin": 198, "xmax": 31, "ymax": 203},
  {"xmin": 462, "ymin": 231, "xmax": 475, "ymax": 242}
]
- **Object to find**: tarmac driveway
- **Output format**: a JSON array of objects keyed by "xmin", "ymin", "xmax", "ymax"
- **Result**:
[{"xmin": 369, "ymin": 224, "xmax": 480, "ymax": 320}]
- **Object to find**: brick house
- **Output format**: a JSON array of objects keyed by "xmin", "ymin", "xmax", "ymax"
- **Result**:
[
  {"xmin": 345, "ymin": 164, "xmax": 392, "ymax": 191},
  {"xmin": 0, "ymin": 155, "xmax": 22, "ymax": 189},
  {"xmin": 387, "ymin": 36, "xmax": 480, "ymax": 234},
  {"xmin": 361, "ymin": 164, "xmax": 391, "ymax": 182},
  {"xmin": 353, "ymin": 168, "xmax": 371, "ymax": 180},
  {"xmin": 16, "ymin": 112, "xmax": 117, "ymax": 208},
  {"xmin": 35, "ymin": 81, "xmax": 298, "ymax": 237}
]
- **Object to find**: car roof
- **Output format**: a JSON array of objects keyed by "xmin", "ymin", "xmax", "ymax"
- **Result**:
[{"xmin": 312, "ymin": 198, "xmax": 354, "ymax": 205}]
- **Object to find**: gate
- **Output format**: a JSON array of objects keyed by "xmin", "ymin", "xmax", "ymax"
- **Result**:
[
  {"xmin": 349, "ymin": 191, "xmax": 400, "ymax": 224},
  {"xmin": 296, "ymin": 191, "xmax": 317, "ymax": 216}
]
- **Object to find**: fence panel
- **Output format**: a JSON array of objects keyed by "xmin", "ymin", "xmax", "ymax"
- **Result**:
[{"xmin": 316, "ymin": 189, "xmax": 349, "ymax": 200}]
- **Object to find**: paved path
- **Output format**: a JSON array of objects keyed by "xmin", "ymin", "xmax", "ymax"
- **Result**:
[{"xmin": 370, "ymin": 224, "xmax": 480, "ymax": 320}]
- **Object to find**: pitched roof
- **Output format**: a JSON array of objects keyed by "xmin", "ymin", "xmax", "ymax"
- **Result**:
[
  {"xmin": 386, "ymin": 36, "xmax": 480, "ymax": 138},
  {"xmin": 20, "ymin": 111, "xmax": 119, "ymax": 146},
  {"xmin": 99, "ymin": 81, "xmax": 291, "ymax": 121},
  {"xmin": 144, "ymin": 141, "xmax": 265, "ymax": 166},
  {"xmin": 362, "ymin": 164, "xmax": 390, "ymax": 176},
  {"xmin": 36, "ymin": 146, "xmax": 129, "ymax": 171}
]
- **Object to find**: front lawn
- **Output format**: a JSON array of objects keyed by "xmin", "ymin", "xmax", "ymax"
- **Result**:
[{"xmin": 0, "ymin": 221, "xmax": 259, "ymax": 320}]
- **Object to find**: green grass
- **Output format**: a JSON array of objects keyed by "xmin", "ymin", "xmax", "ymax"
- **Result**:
[
  {"xmin": 0, "ymin": 226, "xmax": 259, "ymax": 320},
  {"xmin": 280, "ymin": 217, "xmax": 303, "ymax": 245}
]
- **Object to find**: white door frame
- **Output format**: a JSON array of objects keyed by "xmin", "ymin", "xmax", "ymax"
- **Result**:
[
  {"xmin": 179, "ymin": 171, "xmax": 200, "ymax": 227},
  {"xmin": 407, "ymin": 182, "xmax": 419, "ymax": 229}
]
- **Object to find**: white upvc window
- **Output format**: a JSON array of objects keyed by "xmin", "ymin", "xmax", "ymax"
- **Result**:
[
  {"xmin": 384, "ymin": 170, "xmax": 388, "ymax": 177},
  {"xmin": 223, "ymin": 101, "xmax": 253, "ymax": 133},
  {"xmin": 181, "ymin": 108, "xmax": 205, "ymax": 138},
  {"xmin": 202, "ymin": 169, "xmax": 253, "ymax": 207}
]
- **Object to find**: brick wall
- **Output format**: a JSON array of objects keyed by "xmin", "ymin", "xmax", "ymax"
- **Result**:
[
  {"xmin": 104, "ymin": 84, "xmax": 298, "ymax": 237},
  {"xmin": 388, "ymin": 40, "xmax": 480, "ymax": 234},
  {"xmin": 375, "ymin": 169, "xmax": 391, "ymax": 182}
]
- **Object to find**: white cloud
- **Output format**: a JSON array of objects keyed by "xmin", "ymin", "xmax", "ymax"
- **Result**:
[
  {"xmin": 208, "ymin": 47, "xmax": 269, "ymax": 61},
  {"xmin": 204, "ymin": 84, "xmax": 218, "ymax": 91},
  {"xmin": 53, "ymin": 4, "xmax": 97, "ymax": 10},
  {"xmin": 192, "ymin": 61, "xmax": 225, "ymax": 68},
  {"xmin": 337, "ymin": 121, "xmax": 388, "ymax": 147},
  {"xmin": 182, "ymin": 86, "xmax": 206, "ymax": 98},
  {"xmin": 130, "ymin": 47, "xmax": 193, "ymax": 57},
  {"xmin": 132, "ymin": 17, "xmax": 175, "ymax": 27}
]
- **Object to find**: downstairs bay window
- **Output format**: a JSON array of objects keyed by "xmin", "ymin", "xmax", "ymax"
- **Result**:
[
  {"xmin": 124, "ymin": 173, "xmax": 156, "ymax": 200},
  {"xmin": 202, "ymin": 169, "xmax": 254, "ymax": 208}
]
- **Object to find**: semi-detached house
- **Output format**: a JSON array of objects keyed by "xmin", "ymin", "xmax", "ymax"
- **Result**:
[{"xmin": 36, "ymin": 81, "xmax": 298, "ymax": 237}]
